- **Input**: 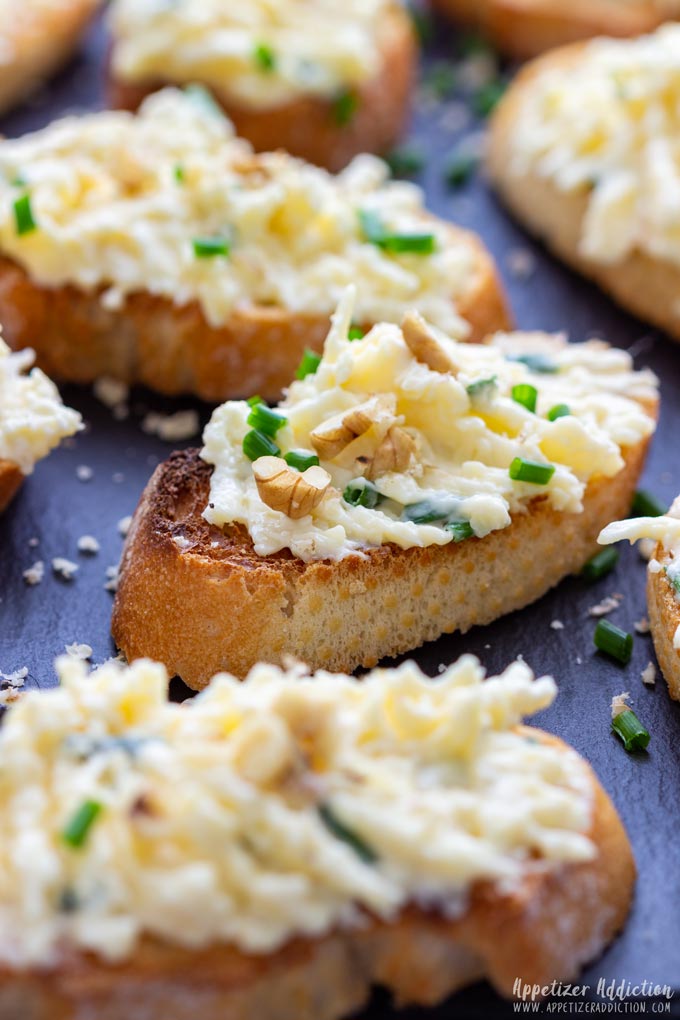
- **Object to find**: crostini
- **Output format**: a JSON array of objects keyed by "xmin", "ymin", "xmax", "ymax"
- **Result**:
[
  {"xmin": 600, "ymin": 501, "xmax": 680, "ymax": 700},
  {"xmin": 0, "ymin": 0, "xmax": 98, "ymax": 116},
  {"xmin": 0, "ymin": 337, "xmax": 81, "ymax": 513},
  {"xmin": 112, "ymin": 291, "xmax": 658, "ymax": 687},
  {"xmin": 107, "ymin": 0, "xmax": 416, "ymax": 172},
  {"xmin": 0, "ymin": 653, "xmax": 634, "ymax": 1017},
  {"xmin": 430, "ymin": 0, "xmax": 680, "ymax": 61},
  {"xmin": 0, "ymin": 89, "xmax": 508, "ymax": 403},
  {"xmin": 488, "ymin": 26, "xmax": 680, "ymax": 343}
]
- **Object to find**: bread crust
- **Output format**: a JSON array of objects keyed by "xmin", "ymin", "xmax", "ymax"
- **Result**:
[
  {"xmin": 0, "ymin": 732, "xmax": 635, "ymax": 1019},
  {"xmin": 108, "ymin": 5, "xmax": 416, "ymax": 172},
  {"xmin": 112, "ymin": 427, "xmax": 653, "ymax": 688},
  {"xmin": 0, "ymin": 460, "xmax": 23, "ymax": 514},
  {"xmin": 0, "ymin": 239, "xmax": 510, "ymax": 403},
  {"xmin": 488, "ymin": 44, "xmax": 680, "ymax": 343},
  {"xmin": 0, "ymin": 0, "xmax": 98, "ymax": 116},
  {"xmin": 430, "ymin": 0, "xmax": 671, "ymax": 60},
  {"xmin": 647, "ymin": 554, "xmax": 680, "ymax": 701}
]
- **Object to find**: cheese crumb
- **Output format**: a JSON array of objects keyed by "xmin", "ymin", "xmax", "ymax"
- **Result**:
[
  {"xmin": 22, "ymin": 560, "xmax": 44, "ymax": 586},
  {"xmin": 77, "ymin": 535, "xmax": 100, "ymax": 555},
  {"xmin": 141, "ymin": 410, "xmax": 200, "ymax": 442},
  {"xmin": 506, "ymin": 248, "xmax": 536, "ymax": 281},
  {"xmin": 94, "ymin": 376, "xmax": 129, "ymax": 408},
  {"xmin": 52, "ymin": 557, "xmax": 78, "ymax": 581},
  {"xmin": 104, "ymin": 565, "xmax": 119, "ymax": 592},
  {"xmin": 634, "ymin": 617, "xmax": 650, "ymax": 635},
  {"xmin": 641, "ymin": 662, "xmax": 656, "ymax": 686},
  {"xmin": 638, "ymin": 537, "xmax": 656, "ymax": 562},
  {"xmin": 76, "ymin": 465, "xmax": 93, "ymax": 482},
  {"xmin": 611, "ymin": 692, "xmax": 631, "ymax": 718},
  {"xmin": 0, "ymin": 668, "xmax": 27, "ymax": 687},
  {"xmin": 550, "ymin": 619, "xmax": 564, "ymax": 631},
  {"xmin": 117, "ymin": 515, "xmax": 132, "ymax": 538},
  {"xmin": 648, "ymin": 558, "xmax": 662, "ymax": 574},
  {"xmin": 588, "ymin": 595, "xmax": 621, "ymax": 618},
  {"xmin": 65, "ymin": 643, "xmax": 93, "ymax": 660}
]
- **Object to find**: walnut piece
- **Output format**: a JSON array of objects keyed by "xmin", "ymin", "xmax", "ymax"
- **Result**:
[
  {"xmin": 310, "ymin": 395, "xmax": 396, "ymax": 461},
  {"xmin": 366, "ymin": 427, "xmax": 416, "ymax": 480},
  {"xmin": 402, "ymin": 310, "xmax": 457, "ymax": 374},
  {"xmin": 253, "ymin": 457, "xmax": 331, "ymax": 519}
]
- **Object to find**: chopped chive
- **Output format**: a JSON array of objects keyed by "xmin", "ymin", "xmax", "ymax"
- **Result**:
[
  {"xmin": 509, "ymin": 457, "xmax": 555, "ymax": 485},
  {"xmin": 667, "ymin": 567, "xmax": 680, "ymax": 595},
  {"xmin": 612, "ymin": 709, "xmax": 650, "ymax": 752},
  {"xmin": 253, "ymin": 42, "xmax": 276, "ymax": 72},
  {"xmin": 424, "ymin": 62, "xmax": 457, "ymax": 99},
  {"xmin": 466, "ymin": 375, "xmax": 497, "ymax": 398},
  {"xmin": 358, "ymin": 209, "xmax": 436, "ymax": 255},
  {"xmin": 247, "ymin": 394, "xmax": 263, "ymax": 407},
  {"xmin": 403, "ymin": 500, "xmax": 447, "ymax": 524},
  {"xmin": 408, "ymin": 3, "xmax": 433, "ymax": 44},
  {"xmin": 348, "ymin": 326, "xmax": 365, "ymax": 341},
  {"xmin": 343, "ymin": 479, "xmax": 382, "ymax": 509},
  {"xmin": 594, "ymin": 619, "xmax": 633, "ymax": 665},
  {"xmin": 508, "ymin": 353, "xmax": 558, "ymax": 374},
  {"xmin": 243, "ymin": 429, "xmax": 280, "ymax": 461},
  {"xmin": 284, "ymin": 450, "xmax": 320, "ymax": 472},
  {"xmin": 472, "ymin": 79, "xmax": 506, "ymax": 117},
  {"xmin": 582, "ymin": 547, "xmax": 619, "ymax": 583},
  {"xmin": 547, "ymin": 403, "xmax": 571, "ymax": 421},
  {"xmin": 333, "ymin": 89, "xmax": 358, "ymax": 126},
  {"xmin": 62, "ymin": 800, "xmax": 102, "ymax": 849},
  {"xmin": 446, "ymin": 520, "xmax": 474, "ymax": 542},
  {"xmin": 184, "ymin": 83, "xmax": 224, "ymax": 118},
  {"xmin": 295, "ymin": 348, "xmax": 322, "ymax": 380},
  {"xmin": 173, "ymin": 163, "xmax": 186, "ymax": 184},
  {"xmin": 385, "ymin": 144, "xmax": 425, "ymax": 178},
  {"xmin": 459, "ymin": 32, "xmax": 494, "ymax": 58},
  {"xmin": 318, "ymin": 803, "xmax": 377, "ymax": 864},
  {"xmin": 444, "ymin": 152, "xmax": 478, "ymax": 189},
  {"xmin": 13, "ymin": 193, "xmax": 36, "ymax": 236},
  {"xmin": 192, "ymin": 237, "xmax": 230, "ymax": 258},
  {"xmin": 511, "ymin": 383, "xmax": 538, "ymax": 414},
  {"xmin": 12, "ymin": 174, "xmax": 27, "ymax": 187},
  {"xmin": 631, "ymin": 490, "xmax": 667, "ymax": 518},
  {"xmin": 247, "ymin": 404, "xmax": 287, "ymax": 437}
]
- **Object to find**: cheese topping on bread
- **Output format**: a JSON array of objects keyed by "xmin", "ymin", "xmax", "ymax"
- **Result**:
[
  {"xmin": 0, "ymin": 89, "xmax": 473, "ymax": 335},
  {"xmin": 0, "ymin": 338, "xmax": 81, "ymax": 474},
  {"xmin": 505, "ymin": 25, "xmax": 680, "ymax": 269},
  {"xmin": 0, "ymin": 653, "xmax": 595, "ymax": 967},
  {"xmin": 202, "ymin": 291, "xmax": 657, "ymax": 562},
  {"xmin": 109, "ymin": 0, "xmax": 391, "ymax": 107}
]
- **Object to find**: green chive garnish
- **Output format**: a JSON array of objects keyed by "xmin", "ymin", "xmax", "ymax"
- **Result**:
[
  {"xmin": 386, "ymin": 145, "xmax": 425, "ymax": 178},
  {"xmin": 243, "ymin": 430, "xmax": 280, "ymax": 461},
  {"xmin": 594, "ymin": 619, "xmax": 633, "ymax": 665},
  {"xmin": 509, "ymin": 457, "xmax": 555, "ymax": 485},
  {"xmin": 253, "ymin": 42, "xmax": 276, "ymax": 72},
  {"xmin": 667, "ymin": 567, "xmax": 680, "ymax": 595},
  {"xmin": 343, "ymin": 479, "xmax": 382, "ymax": 509},
  {"xmin": 472, "ymin": 79, "xmax": 506, "ymax": 117},
  {"xmin": 612, "ymin": 709, "xmax": 650, "ymax": 752},
  {"xmin": 284, "ymin": 450, "xmax": 320, "ymax": 472},
  {"xmin": 408, "ymin": 2, "xmax": 433, "ymax": 44},
  {"xmin": 295, "ymin": 348, "xmax": 322, "ymax": 380},
  {"xmin": 466, "ymin": 376, "xmax": 497, "ymax": 398},
  {"xmin": 247, "ymin": 394, "xmax": 263, "ymax": 407},
  {"xmin": 247, "ymin": 404, "xmax": 287, "ymax": 437},
  {"xmin": 424, "ymin": 62, "xmax": 457, "ymax": 99},
  {"xmin": 459, "ymin": 32, "xmax": 494, "ymax": 58},
  {"xmin": 318, "ymin": 804, "xmax": 377, "ymax": 864},
  {"xmin": 62, "ymin": 800, "xmax": 102, "ymax": 849},
  {"xmin": 192, "ymin": 237, "xmax": 230, "ymax": 258},
  {"xmin": 403, "ymin": 500, "xmax": 454, "ymax": 524},
  {"xmin": 348, "ymin": 326, "xmax": 365, "ymax": 341},
  {"xmin": 333, "ymin": 89, "xmax": 358, "ymax": 126},
  {"xmin": 444, "ymin": 152, "xmax": 478, "ymax": 189},
  {"xmin": 547, "ymin": 403, "xmax": 570, "ymax": 421},
  {"xmin": 582, "ymin": 547, "xmax": 619, "ymax": 583},
  {"xmin": 511, "ymin": 383, "xmax": 538, "ymax": 414},
  {"xmin": 14, "ymin": 193, "xmax": 36, "ymax": 236},
  {"xmin": 508, "ymin": 353, "xmax": 558, "ymax": 374},
  {"xmin": 446, "ymin": 520, "xmax": 474, "ymax": 542},
  {"xmin": 358, "ymin": 209, "xmax": 436, "ymax": 255},
  {"xmin": 631, "ymin": 490, "xmax": 667, "ymax": 518},
  {"xmin": 173, "ymin": 164, "xmax": 186, "ymax": 184}
]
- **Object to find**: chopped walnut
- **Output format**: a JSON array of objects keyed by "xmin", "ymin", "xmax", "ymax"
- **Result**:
[
  {"xmin": 310, "ymin": 395, "xmax": 395, "ymax": 461},
  {"xmin": 366, "ymin": 427, "xmax": 416, "ymax": 480},
  {"xmin": 402, "ymin": 310, "xmax": 456, "ymax": 374},
  {"xmin": 253, "ymin": 457, "xmax": 331, "ymax": 520}
]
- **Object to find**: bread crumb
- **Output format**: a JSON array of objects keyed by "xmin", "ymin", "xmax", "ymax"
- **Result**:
[
  {"xmin": 117, "ymin": 515, "xmax": 133, "ymax": 538},
  {"xmin": 588, "ymin": 595, "xmax": 621, "ymax": 617},
  {"xmin": 0, "ymin": 668, "xmax": 27, "ymax": 687},
  {"xmin": 22, "ymin": 560, "xmax": 44, "ymax": 586},
  {"xmin": 506, "ymin": 248, "xmax": 536, "ymax": 281},
  {"xmin": 104, "ymin": 565, "xmax": 119, "ymax": 593},
  {"xmin": 550, "ymin": 619, "xmax": 564, "ymax": 630},
  {"xmin": 28, "ymin": 537, "xmax": 39, "ymax": 548},
  {"xmin": 77, "ymin": 535, "xmax": 100, "ymax": 555},
  {"xmin": 65, "ymin": 643, "xmax": 93, "ymax": 660},
  {"xmin": 638, "ymin": 537, "xmax": 656, "ymax": 562},
  {"xmin": 94, "ymin": 376, "xmax": 129, "ymax": 408},
  {"xmin": 641, "ymin": 662, "xmax": 656, "ymax": 686},
  {"xmin": 611, "ymin": 692, "xmax": 631, "ymax": 718},
  {"xmin": 52, "ymin": 557, "xmax": 78, "ymax": 581},
  {"xmin": 141, "ymin": 410, "xmax": 200, "ymax": 442},
  {"xmin": 634, "ymin": 617, "xmax": 650, "ymax": 635},
  {"xmin": 76, "ymin": 464, "xmax": 93, "ymax": 482}
]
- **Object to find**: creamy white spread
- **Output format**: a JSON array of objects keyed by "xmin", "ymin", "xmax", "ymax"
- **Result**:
[
  {"xmin": 0, "ymin": 338, "xmax": 81, "ymax": 475},
  {"xmin": 506, "ymin": 25, "xmax": 680, "ymax": 272},
  {"xmin": 203, "ymin": 290, "xmax": 657, "ymax": 562},
  {"xmin": 0, "ymin": 89, "xmax": 474, "ymax": 335},
  {"xmin": 108, "ymin": 0, "xmax": 391, "ymax": 107},
  {"xmin": 0, "ymin": 653, "xmax": 595, "ymax": 968}
]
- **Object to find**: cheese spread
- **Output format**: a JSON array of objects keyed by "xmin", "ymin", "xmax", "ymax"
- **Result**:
[
  {"xmin": 202, "ymin": 290, "xmax": 657, "ymax": 562},
  {"xmin": 0, "ymin": 89, "xmax": 474, "ymax": 335},
  {"xmin": 0, "ymin": 653, "xmax": 594, "ymax": 967}
]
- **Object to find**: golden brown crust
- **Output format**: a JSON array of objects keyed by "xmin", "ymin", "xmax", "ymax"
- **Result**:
[
  {"xmin": 0, "ymin": 460, "xmax": 24, "ymax": 514},
  {"xmin": 488, "ymin": 44, "xmax": 680, "ymax": 343},
  {"xmin": 647, "ymin": 553, "xmax": 680, "ymax": 701},
  {"xmin": 0, "ymin": 732, "xmax": 635, "ymax": 1019},
  {"xmin": 112, "ymin": 424, "xmax": 653, "ymax": 689},
  {"xmin": 108, "ymin": 5, "xmax": 416, "ymax": 172},
  {"xmin": 0, "ymin": 234, "xmax": 511, "ymax": 403},
  {"xmin": 430, "ymin": 0, "xmax": 670, "ymax": 60},
  {"xmin": 0, "ymin": 0, "xmax": 98, "ymax": 116}
]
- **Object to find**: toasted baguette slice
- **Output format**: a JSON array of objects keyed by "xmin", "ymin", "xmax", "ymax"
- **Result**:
[
  {"xmin": 0, "ymin": 460, "xmax": 23, "ymax": 514},
  {"xmin": 487, "ymin": 40, "xmax": 680, "ymax": 343},
  {"xmin": 0, "ymin": 736, "xmax": 633, "ymax": 1019},
  {"xmin": 0, "ymin": 0, "xmax": 98, "ymax": 115},
  {"xmin": 430, "ymin": 0, "xmax": 673, "ymax": 60},
  {"xmin": 107, "ymin": 4, "xmax": 415, "ymax": 172},
  {"xmin": 648, "ymin": 560, "xmax": 680, "ymax": 701},
  {"xmin": 113, "ymin": 428, "xmax": 652, "ymax": 688}
]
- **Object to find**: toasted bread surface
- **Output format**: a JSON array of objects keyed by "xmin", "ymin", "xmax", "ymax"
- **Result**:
[
  {"xmin": 488, "ymin": 44, "xmax": 680, "ymax": 343},
  {"xmin": 430, "ymin": 0, "xmax": 672, "ymax": 59},
  {"xmin": 0, "ymin": 0, "xmax": 98, "ymax": 116},
  {"xmin": 0, "ymin": 460, "xmax": 23, "ymax": 514},
  {"xmin": 113, "ymin": 429, "xmax": 651, "ymax": 688},
  {"xmin": 0, "ymin": 733, "xmax": 634, "ymax": 1019},
  {"xmin": 108, "ymin": 5, "xmax": 416, "ymax": 172},
  {"xmin": 0, "ymin": 238, "xmax": 510, "ymax": 402},
  {"xmin": 647, "ymin": 557, "xmax": 680, "ymax": 701}
]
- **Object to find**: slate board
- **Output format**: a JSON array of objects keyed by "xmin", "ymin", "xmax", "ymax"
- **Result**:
[{"xmin": 0, "ymin": 10, "xmax": 679, "ymax": 1018}]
